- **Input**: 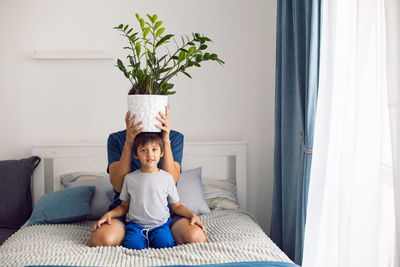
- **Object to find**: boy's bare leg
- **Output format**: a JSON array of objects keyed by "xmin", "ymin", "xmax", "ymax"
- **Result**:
[
  {"xmin": 171, "ymin": 218, "xmax": 207, "ymax": 244},
  {"xmin": 89, "ymin": 219, "xmax": 126, "ymax": 247}
]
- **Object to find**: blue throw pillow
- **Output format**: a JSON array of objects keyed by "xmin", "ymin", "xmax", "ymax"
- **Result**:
[{"xmin": 28, "ymin": 186, "xmax": 95, "ymax": 226}]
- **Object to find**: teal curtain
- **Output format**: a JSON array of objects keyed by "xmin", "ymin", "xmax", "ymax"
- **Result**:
[{"xmin": 270, "ymin": 0, "xmax": 321, "ymax": 265}]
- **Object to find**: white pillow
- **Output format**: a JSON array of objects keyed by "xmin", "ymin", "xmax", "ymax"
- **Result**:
[{"xmin": 202, "ymin": 178, "xmax": 239, "ymax": 210}]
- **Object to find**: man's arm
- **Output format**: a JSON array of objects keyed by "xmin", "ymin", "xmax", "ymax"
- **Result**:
[
  {"xmin": 162, "ymin": 139, "xmax": 181, "ymax": 183},
  {"xmin": 109, "ymin": 143, "xmax": 134, "ymax": 192},
  {"xmin": 109, "ymin": 112, "xmax": 143, "ymax": 192},
  {"xmin": 156, "ymin": 106, "xmax": 182, "ymax": 183}
]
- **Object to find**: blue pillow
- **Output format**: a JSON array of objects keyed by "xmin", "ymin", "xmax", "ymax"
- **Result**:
[{"xmin": 28, "ymin": 186, "xmax": 95, "ymax": 226}]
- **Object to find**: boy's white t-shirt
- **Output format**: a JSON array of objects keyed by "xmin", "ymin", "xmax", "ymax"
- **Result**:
[{"xmin": 119, "ymin": 169, "xmax": 180, "ymax": 229}]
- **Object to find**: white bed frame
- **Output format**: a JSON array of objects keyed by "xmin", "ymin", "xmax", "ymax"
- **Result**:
[{"xmin": 31, "ymin": 141, "xmax": 247, "ymax": 211}]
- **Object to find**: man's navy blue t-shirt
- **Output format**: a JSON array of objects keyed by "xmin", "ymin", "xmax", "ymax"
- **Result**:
[{"xmin": 107, "ymin": 130, "xmax": 184, "ymax": 209}]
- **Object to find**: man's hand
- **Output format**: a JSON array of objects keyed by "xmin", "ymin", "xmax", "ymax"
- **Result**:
[
  {"xmin": 155, "ymin": 106, "xmax": 171, "ymax": 142},
  {"xmin": 125, "ymin": 111, "xmax": 143, "ymax": 146}
]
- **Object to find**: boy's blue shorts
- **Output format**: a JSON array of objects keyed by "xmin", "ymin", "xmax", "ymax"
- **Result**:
[{"xmin": 121, "ymin": 218, "xmax": 175, "ymax": 250}]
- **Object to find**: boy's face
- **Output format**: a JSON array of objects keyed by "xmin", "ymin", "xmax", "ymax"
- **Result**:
[{"xmin": 134, "ymin": 141, "xmax": 164, "ymax": 172}]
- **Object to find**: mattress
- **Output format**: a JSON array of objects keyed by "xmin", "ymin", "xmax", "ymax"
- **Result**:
[{"xmin": 0, "ymin": 209, "xmax": 294, "ymax": 266}]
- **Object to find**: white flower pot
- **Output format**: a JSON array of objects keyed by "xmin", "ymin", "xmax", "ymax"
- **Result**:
[{"xmin": 127, "ymin": 95, "xmax": 168, "ymax": 132}]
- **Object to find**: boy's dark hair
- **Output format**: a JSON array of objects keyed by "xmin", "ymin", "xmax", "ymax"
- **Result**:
[{"xmin": 133, "ymin": 132, "xmax": 164, "ymax": 157}]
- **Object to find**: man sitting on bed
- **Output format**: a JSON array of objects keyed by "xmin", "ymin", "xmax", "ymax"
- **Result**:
[
  {"xmin": 89, "ymin": 107, "xmax": 207, "ymax": 247},
  {"xmin": 93, "ymin": 132, "xmax": 206, "ymax": 250}
]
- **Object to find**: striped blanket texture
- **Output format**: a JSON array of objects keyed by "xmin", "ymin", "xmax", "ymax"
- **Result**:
[{"xmin": 0, "ymin": 209, "xmax": 293, "ymax": 266}]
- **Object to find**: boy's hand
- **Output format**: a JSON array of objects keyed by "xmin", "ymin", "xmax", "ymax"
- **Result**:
[
  {"xmin": 92, "ymin": 213, "xmax": 113, "ymax": 232},
  {"xmin": 125, "ymin": 111, "xmax": 143, "ymax": 146},
  {"xmin": 190, "ymin": 214, "xmax": 207, "ymax": 235}
]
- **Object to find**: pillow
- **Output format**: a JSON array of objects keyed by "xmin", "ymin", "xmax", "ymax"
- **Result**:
[
  {"xmin": 177, "ymin": 167, "xmax": 210, "ymax": 215},
  {"xmin": 63, "ymin": 176, "xmax": 113, "ymax": 219},
  {"xmin": 207, "ymin": 197, "xmax": 239, "ymax": 210},
  {"xmin": 202, "ymin": 178, "xmax": 239, "ymax": 210},
  {"xmin": 28, "ymin": 186, "xmax": 95, "ymax": 226},
  {"xmin": 61, "ymin": 172, "xmax": 108, "ymax": 185},
  {"xmin": 0, "ymin": 156, "xmax": 41, "ymax": 229}
]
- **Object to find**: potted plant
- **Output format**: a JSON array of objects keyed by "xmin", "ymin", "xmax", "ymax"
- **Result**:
[{"xmin": 114, "ymin": 13, "xmax": 224, "ymax": 132}]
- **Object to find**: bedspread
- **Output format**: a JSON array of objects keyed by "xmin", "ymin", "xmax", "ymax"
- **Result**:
[{"xmin": 0, "ymin": 210, "xmax": 294, "ymax": 266}]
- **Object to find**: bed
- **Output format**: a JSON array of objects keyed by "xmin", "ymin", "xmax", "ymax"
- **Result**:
[{"xmin": 0, "ymin": 141, "xmax": 297, "ymax": 267}]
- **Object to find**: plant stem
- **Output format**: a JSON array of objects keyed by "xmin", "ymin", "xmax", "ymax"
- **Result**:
[
  {"xmin": 123, "ymin": 30, "xmax": 139, "ymax": 85},
  {"xmin": 160, "ymin": 49, "xmax": 198, "ymax": 84}
]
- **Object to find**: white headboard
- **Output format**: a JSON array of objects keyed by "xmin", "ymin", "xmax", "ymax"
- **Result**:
[{"xmin": 32, "ymin": 141, "xmax": 247, "ymax": 210}]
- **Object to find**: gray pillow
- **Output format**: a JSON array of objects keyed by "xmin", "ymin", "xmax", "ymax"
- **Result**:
[
  {"xmin": 0, "ymin": 156, "xmax": 41, "ymax": 229},
  {"xmin": 63, "ymin": 176, "xmax": 113, "ymax": 219},
  {"xmin": 177, "ymin": 167, "xmax": 210, "ymax": 215}
]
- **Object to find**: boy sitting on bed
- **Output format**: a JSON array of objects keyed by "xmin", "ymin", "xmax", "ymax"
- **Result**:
[{"xmin": 93, "ymin": 132, "xmax": 206, "ymax": 250}]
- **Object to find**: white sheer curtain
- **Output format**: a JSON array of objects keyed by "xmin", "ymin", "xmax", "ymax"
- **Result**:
[
  {"xmin": 386, "ymin": 0, "xmax": 400, "ymax": 265},
  {"xmin": 302, "ymin": 0, "xmax": 399, "ymax": 266}
]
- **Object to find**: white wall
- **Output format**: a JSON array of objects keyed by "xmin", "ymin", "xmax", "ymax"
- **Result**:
[{"xmin": 0, "ymin": 0, "xmax": 277, "ymax": 234}]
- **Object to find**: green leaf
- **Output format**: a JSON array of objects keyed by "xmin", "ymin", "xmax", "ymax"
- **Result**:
[
  {"xmin": 155, "ymin": 27, "xmax": 165, "ymax": 39},
  {"xmin": 146, "ymin": 14, "xmax": 153, "ymax": 23},
  {"xmin": 182, "ymin": 71, "xmax": 192, "ymax": 78},
  {"xmin": 155, "ymin": 34, "xmax": 174, "ymax": 48},
  {"xmin": 178, "ymin": 50, "xmax": 186, "ymax": 63},
  {"xmin": 157, "ymin": 54, "xmax": 168, "ymax": 63},
  {"xmin": 127, "ymin": 28, "xmax": 133, "ymax": 35},
  {"xmin": 116, "ymin": 59, "xmax": 129, "ymax": 78},
  {"xmin": 187, "ymin": 46, "xmax": 196, "ymax": 57},
  {"xmin": 210, "ymin": 54, "xmax": 218, "ymax": 60},
  {"xmin": 135, "ymin": 43, "xmax": 141, "ymax": 56},
  {"xmin": 154, "ymin": 21, "xmax": 162, "ymax": 30},
  {"xmin": 117, "ymin": 59, "xmax": 126, "ymax": 71},
  {"xmin": 195, "ymin": 54, "xmax": 203, "ymax": 62},
  {"xmin": 217, "ymin": 58, "xmax": 225, "ymax": 64},
  {"xmin": 147, "ymin": 50, "xmax": 153, "ymax": 61},
  {"xmin": 164, "ymin": 83, "xmax": 174, "ymax": 90},
  {"xmin": 128, "ymin": 55, "xmax": 135, "ymax": 67},
  {"xmin": 199, "ymin": 44, "xmax": 208, "ymax": 50},
  {"xmin": 146, "ymin": 14, "xmax": 157, "ymax": 24},
  {"xmin": 143, "ymin": 27, "xmax": 150, "ymax": 38},
  {"xmin": 159, "ymin": 67, "xmax": 173, "ymax": 74},
  {"xmin": 140, "ymin": 18, "xmax": 145, "ymax": 30},
  {"xmin": 137, "ymin": 69, "xmax": 144, "ymax": 86},
  {"xmin": 193, "ymin": 62, "xmax": 201, "ymax": 67},
  {"xmin": 204, "ymin": 53, "xmax": 210, "ymax": 60},
  {"xmin": 123, "ymin": 24, "xmax": 129, "ymax": 31}
]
